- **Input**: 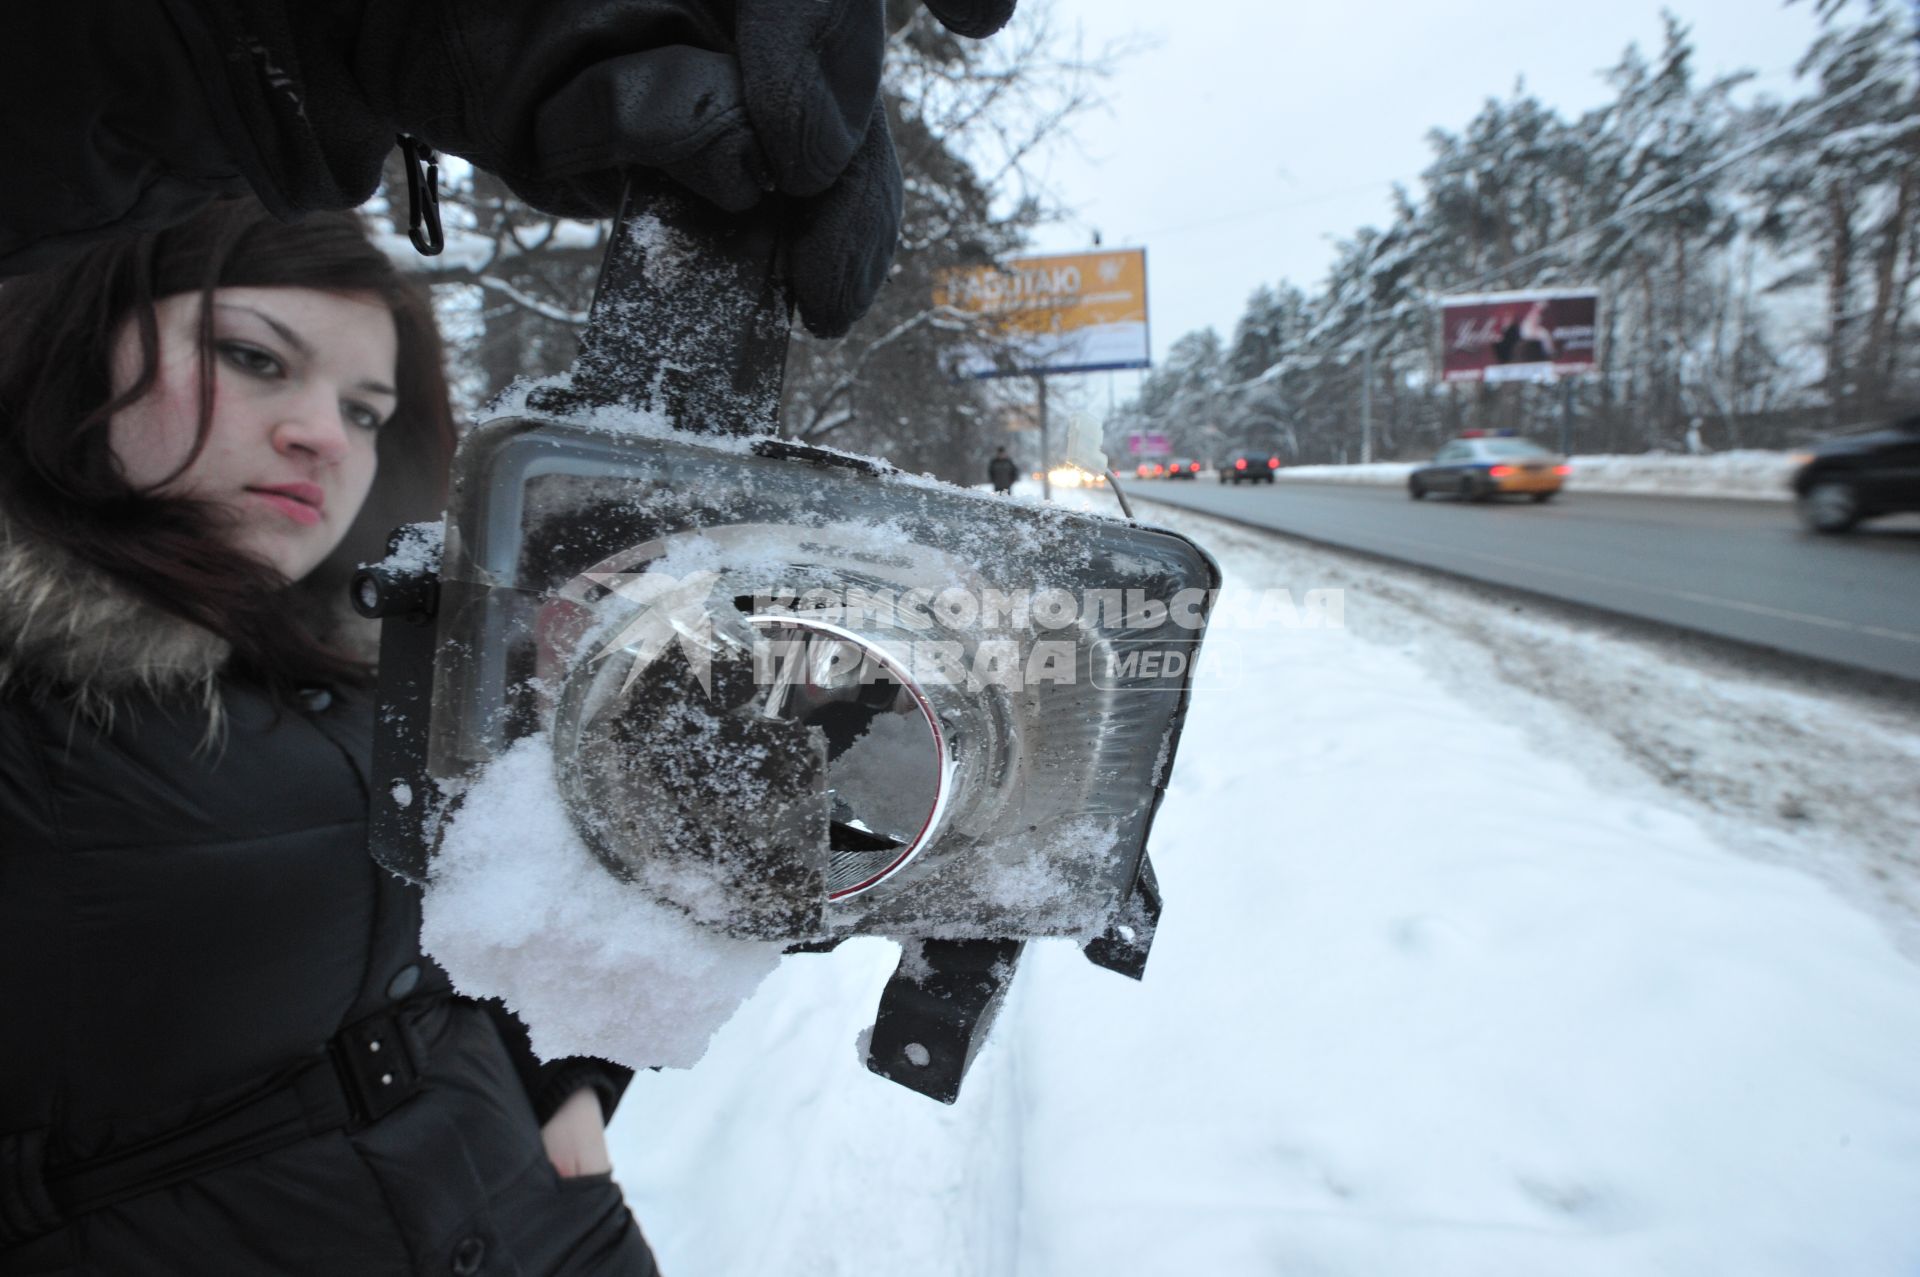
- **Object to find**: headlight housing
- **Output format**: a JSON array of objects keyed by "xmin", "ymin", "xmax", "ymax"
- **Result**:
[
  {"xmin": 416, "ymin": 418, "xmax": 1216, "ymax": 947},
  {"xmin": 354, "ymin": 186, "xmax": 1218, "ymax": 1102}
]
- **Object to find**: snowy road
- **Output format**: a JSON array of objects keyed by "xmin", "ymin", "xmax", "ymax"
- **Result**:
[
  {"xmin": 607, "ymin": 495, "xmax": 1920, "ymax": 1277},
  {"xmin": 1128, "ymin": 479, "xmax": 1920, "ymax": 683}
]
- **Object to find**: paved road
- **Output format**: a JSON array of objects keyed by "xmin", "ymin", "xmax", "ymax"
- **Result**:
[{"xmin": 1127, "ymin": 478, "xmax": 1920, "ymax": 683}]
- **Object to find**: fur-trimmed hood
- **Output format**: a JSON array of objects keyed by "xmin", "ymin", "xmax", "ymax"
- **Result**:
[{"xmin": 0, "ymin": 506, "xmax": 230, "ymax": 715}]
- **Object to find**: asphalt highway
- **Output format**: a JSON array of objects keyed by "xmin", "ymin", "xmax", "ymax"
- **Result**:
[{"xmin": 1126, "ymin": 477, "xmax": 1920, "ymax": 683}]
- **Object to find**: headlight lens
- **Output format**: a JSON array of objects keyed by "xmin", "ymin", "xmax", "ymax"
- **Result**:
[{"xmin": 417, "ymin": 419, "xmax": 1219, "ymax": 944}]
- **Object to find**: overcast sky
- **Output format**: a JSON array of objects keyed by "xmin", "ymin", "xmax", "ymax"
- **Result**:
[{"xmin": 1019, "ymin": 0, "xmax": 1831, "ymax": 383}]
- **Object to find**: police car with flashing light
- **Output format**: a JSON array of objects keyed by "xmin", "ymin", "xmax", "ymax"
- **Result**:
[{"xmin": 1408, "ymin": 430, "xmax": 1569, "ymax": 502}]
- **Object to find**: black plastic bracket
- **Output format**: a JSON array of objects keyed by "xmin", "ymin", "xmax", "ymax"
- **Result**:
[
  {"xmin": 865, "ymin": 938, "xmax": 1025, "ymax": 1104},
  {"xmin": 353, "ymin": 535, "xmax": 442, "ymax": 884},
  {"xmin": 525, "ymin": 181, "xmax": 791, "ymax": 437},
  {"xmin": 1081, "ymin": 852, "xmax": 1162, "ymax": 981}
]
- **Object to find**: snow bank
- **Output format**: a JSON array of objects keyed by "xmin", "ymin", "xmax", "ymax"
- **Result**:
[
  {"xmin": 1276, "ymin": 450, "xmax": 1800, "ymax": 501},
  {"xmin": 1563, "ymin": 449, "xmax": 1799, "ymax": 499}
]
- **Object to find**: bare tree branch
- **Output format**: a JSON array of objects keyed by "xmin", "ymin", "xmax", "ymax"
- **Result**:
[
  {"xmin": 789, "ymin": 305, "xmax": 984, "ymax": 439},
  {"xmin": 475, "ymin": 275, "xmax": 592, "ymax": 326}
]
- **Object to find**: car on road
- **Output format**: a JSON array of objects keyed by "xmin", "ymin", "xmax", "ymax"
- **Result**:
[
  {"xmin": 1165, "ymin": 457, "xmax": 1202, "ymax": 479},
  {"xmin": 1134, "ymin": 460, "xmax": 1168, "ymax": 480},
  {"xmin": 1221, "ymin": 452, "xmax": 1280, "ymax": 484},
  {"xmin": 1790, "ymin": 415, "xmax": 1920, "ymax": 533},
  {"xmin": 1409, "ymin": 432, "xmax": 1569, "ymax": 502}
]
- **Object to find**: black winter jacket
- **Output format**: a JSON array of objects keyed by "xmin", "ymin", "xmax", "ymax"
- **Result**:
[{"xmin": 0, "ymin": 516, "xmax": 655, "ymax": 1276}]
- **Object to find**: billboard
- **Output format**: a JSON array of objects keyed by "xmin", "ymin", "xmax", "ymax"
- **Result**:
[
  {"xmin": 934, "ymin": 249, "xmax": 1150, "ymax": 378},
  {"xmin": 1439, "ymin": 289, "xmax": 1599, "ymax": 384}
]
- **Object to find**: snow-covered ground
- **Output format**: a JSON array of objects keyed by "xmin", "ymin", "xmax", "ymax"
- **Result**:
[
  {"xmin": 1271, "ymin": 450, "xmax": 1799, "ymax": 501},
  {"xmin": 607, "ymin": 489, "xmax": 1920, "ymax": 1276}
]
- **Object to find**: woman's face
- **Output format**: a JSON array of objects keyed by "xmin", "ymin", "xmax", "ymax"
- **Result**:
[{"xmin": 107, "ymin": 286, "xmax": 399, "ymax": 583}]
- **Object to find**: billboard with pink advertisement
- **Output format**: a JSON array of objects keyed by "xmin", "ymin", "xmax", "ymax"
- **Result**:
[{"xmin": 1439, "ymin": 289, "xmax": 1599, "ymax": 384}]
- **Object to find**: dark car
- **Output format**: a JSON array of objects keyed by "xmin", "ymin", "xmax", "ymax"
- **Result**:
[
  {"xmin": 1409, "ymin": 432, "xmax": 1568, "ymax": 502},
  {"xmin": 1165, "ymin": 457, "xmax": 1202, "ymax": 480},
  {"xmin": 1790, "ymin": 416, "xmax": 1920, "ymax": 533},
  {"xmin": 1221, "ymin": 452, "xmax": 1280, "ymax": 484}
]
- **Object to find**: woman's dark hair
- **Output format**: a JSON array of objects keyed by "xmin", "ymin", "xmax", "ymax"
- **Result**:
[{"xmin": 0, "ymin": 198, "xmax": 457, "ymax": 691}]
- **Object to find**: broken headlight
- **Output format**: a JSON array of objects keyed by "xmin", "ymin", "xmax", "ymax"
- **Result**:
[{"xmin": 355, "ymin": 188, "xmax": 1217, "ymax": 1101}]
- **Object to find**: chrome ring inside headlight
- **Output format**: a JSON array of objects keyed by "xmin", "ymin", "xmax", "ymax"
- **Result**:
[{"xmin": 742, "ymin": 613, "xmax": 953, "ymax": 900}]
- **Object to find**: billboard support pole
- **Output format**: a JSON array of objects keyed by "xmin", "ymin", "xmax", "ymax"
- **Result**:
[
  {"xmin": 1359, "ymin": 239, "xmax": 1384, "ymax": 465},
  {"xmin": 1361, "ymin": 284, "xmax": 1375, "ymax": 465},
  {"xmin": 1559, "ymin": 376, "xmax": 1574, "ymax": 456},
  {"xmin": 1035, "ymin": 374, "xmax": 1052, "ymax": 501}
]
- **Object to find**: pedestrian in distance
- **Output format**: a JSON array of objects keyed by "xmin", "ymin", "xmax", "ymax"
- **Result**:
[{"xmin": 990, "ymin": 445, "xmax": 1019, "ymax": 493}]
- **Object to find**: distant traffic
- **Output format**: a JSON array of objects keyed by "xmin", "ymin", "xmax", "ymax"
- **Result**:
[{"xmin": 1121, "ymin": 417, "xmax": 1920, "ymax": 534}]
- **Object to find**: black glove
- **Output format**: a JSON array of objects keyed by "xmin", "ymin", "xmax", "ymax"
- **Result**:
[
  {"xmin": 364, "ymin": 0, "xmax": 1018, "ymax": 336},
  {"xmin": 919, "ymin": 0, "xmax": 1018, "ymax": 39},
  {"xmin": 2, "ymin": 0, "xmax": 1018, "ymax": 337}
]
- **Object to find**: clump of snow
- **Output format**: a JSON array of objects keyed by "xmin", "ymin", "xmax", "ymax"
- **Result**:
[
  {"xmin": 370, "ymin": 518, "xmax": 444, "ymax": 575},
  {"xmin": 421, "ymin": 734, "xmax": 786, "ymax": 1069}
]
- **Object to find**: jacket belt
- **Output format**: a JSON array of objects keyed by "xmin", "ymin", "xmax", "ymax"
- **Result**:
[{"xmin": 2, "ymin": 999, "xmax": 439, "ymax": 1248}]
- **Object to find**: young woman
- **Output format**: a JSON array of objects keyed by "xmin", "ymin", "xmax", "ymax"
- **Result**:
[{"xmin": 0, "ymin": 200, "xmax": 656, "ymax": 1275}]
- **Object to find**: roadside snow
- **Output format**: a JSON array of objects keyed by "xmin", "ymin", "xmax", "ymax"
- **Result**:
[
  {"xmin": 1275, "ymin": 450, "xmax": 1799, "ymax": 501},
  {"xmin": 1146, "ymin": 510, "xmax": 1920, "ymax": 961},
  {"xmin": 608, "ymin": 491, "xmax": 1920, "ymax": 1276}
]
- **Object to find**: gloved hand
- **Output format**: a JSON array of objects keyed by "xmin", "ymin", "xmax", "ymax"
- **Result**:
[
  {"xmin": 2, "ymin": 0, "xmax": 1018, "ymax": 334},
  {"xmin": 918, "ymin": 0, "xmax": 1019, "ymax": 39},
  {"xmin": 368, "ymin": 0, "xmax": 1019, "ymax": 337}
]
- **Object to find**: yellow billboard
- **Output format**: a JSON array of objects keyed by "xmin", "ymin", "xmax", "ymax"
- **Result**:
[{"xmin": 934, "ymin": 249, "xmax": 1150, "ymax": 377}]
